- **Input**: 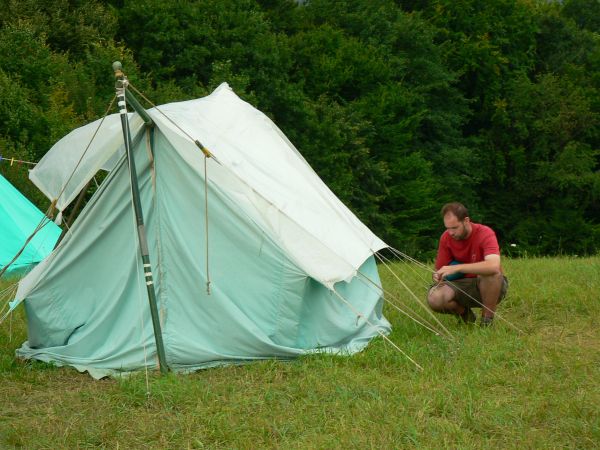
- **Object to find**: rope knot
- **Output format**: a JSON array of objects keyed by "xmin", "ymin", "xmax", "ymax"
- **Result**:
[{"xmin": 195, "ymin": 140, "xmax": 213, "ymax": 158}]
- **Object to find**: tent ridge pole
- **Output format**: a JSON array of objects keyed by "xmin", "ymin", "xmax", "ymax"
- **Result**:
[
  {"xmin": 125, "ymin": 89, "xmax": 154, "ymax": 127},
  {"xmin": 113, "ymin": 61, "xmax": 168, "ymax": 374}
]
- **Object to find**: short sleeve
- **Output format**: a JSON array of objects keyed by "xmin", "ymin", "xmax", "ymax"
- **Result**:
[
  {"xmin": 435, "ymin": 233, "xmax": 453, "ymax": 269},
  {"xmin": 480, "ymin": 227, "xmax": 500, "ymax": 257}
]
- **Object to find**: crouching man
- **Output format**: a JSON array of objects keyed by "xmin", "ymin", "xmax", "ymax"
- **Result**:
[{"xmin": 427, "ymin": 202, "xmax": 508, "ymax": 326}]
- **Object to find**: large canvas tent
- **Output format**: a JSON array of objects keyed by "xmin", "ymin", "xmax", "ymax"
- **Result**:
[
  {"xmin": 11, "ymin": 82, "xmax": 391, "ymax": 378},
  {"xmin": 0, "ymin": 174, "xmax": 61, "ymax": 274}
]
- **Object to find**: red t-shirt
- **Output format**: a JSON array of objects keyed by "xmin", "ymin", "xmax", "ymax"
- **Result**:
[{"xmin": 435, "ymin": 223, "xmax": 501, "ymax": 277}]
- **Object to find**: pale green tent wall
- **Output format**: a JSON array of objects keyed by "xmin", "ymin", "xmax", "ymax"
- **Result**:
[
  {"xmin": 0, "ymin": 174, "xmax": 61, "ymax": 274},
  {"xmin": 15, "ymin": 124, "xmax": 390, "ymax": 378}
]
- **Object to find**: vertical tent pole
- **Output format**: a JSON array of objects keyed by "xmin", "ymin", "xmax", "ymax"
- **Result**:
[{"xmin": 113, "ymin": 61, "xmax": 168, "ymax": 374}]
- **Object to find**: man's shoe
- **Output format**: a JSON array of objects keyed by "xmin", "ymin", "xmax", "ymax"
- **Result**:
[
  {"xmin": 480, "ymin": 316, "xmax": 494, "ymax": 327},
  {"xmin": 459, "ymin": 308, "xmax": 476, "ymax": 324}
]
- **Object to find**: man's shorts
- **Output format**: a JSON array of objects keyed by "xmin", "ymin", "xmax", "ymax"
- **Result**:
[{"xmin": 432, "ymin": 276, "xmax": 509, "ymax": 309}]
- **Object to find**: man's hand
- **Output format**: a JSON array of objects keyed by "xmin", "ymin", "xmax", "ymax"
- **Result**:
[{"xmin": 435, "ymin": 264, "xmax": 461, "ymax": 281}]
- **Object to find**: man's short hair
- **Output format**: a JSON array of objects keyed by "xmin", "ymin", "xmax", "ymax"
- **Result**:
[{"xmin": 441, "ymin": 202, "xmax": 469, "ymax": 221}]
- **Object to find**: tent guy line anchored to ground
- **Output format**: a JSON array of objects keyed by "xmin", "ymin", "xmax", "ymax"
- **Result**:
[
  {"xmin": 357, "ymin": 270, "xmax": 446, "ymax": 338},
  {"xmin": 331, "ymin": 289, "xmax": 423, "ymax": 371},
  {"xmin": 376, "ymin": 252, "xmax": 455, "ymax": 340},
  {"xmin": 387, "ymin": 247, "xmax": 524, "ymax": 334}
]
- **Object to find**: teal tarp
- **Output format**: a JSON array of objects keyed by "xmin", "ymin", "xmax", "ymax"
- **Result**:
[{"xmin": 0, "ymin": 174, "xmax": 61, "ymax": 274}]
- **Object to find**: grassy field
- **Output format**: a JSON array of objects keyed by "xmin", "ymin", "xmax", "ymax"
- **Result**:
[{"xmin": 1, "ymin": 256, "xmax": 599, "ymax": 449}]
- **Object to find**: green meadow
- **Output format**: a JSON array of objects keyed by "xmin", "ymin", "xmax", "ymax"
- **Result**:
[{"xmin": 1, "ymin": 256, "xmax": 599, "ymax": 449}]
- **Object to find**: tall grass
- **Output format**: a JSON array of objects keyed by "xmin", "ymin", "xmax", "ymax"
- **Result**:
[{"xmin": 1, "ymin": 256, "xmax": 598, "ymax": 448}]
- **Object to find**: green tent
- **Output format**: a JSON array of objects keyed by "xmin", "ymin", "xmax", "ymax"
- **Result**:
[
  {"xmin": 0, "ymin": 174, "xmax": 61, "ymax": 275},
  {"xmin": 11, "ymin": 83, "xmax": 391, "ymax": 378}
]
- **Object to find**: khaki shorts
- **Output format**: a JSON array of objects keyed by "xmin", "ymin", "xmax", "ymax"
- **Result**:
[{"xmin": 432, "ymin": 276, "xmax": 509, "ymax": 309}]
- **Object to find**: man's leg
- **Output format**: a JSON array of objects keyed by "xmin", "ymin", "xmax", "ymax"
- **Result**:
[
  {"xmin": 427, "ymin": 284, "xmax": 466, "ymax": 316},
  {"xmin": 428, "ymin": 279, "xmax": 480, "ymax": 323},
  {"xmin": 478, "ymin": 272, "xmax": 505, "ymax": 320}
]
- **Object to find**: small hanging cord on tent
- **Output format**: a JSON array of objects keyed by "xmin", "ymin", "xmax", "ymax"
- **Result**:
[
  {"xmin": 359, "ymin": 253, "xmax": 449, "ymax": 336},
  {"xmin": 356, "ymin": 271, "xmax": 448, "ymax": 338},
  {"xmin": 204, "ymin": 156, "xmax": 211, "ymax": 295},
  {"xmin": 331, "ymin": 289, "xmax": 423, "ymax": 371},
  {"xmin": 387, "ymin": 247, "xmax": 524, "ymax": 334},
  {"xmin": 0, "ymin": 155, "xmax": 37, "ymax": 166},
  {"xmin": 128, "ymin": 82, "xmax": 215, "ymax": 295},
  {"xmin": 145, "ymin": 130, "xmax": 157, "ymax": 191},
  {"xmin": 375, "ymin": 252, "xmax": 456, "ymax": 340}
]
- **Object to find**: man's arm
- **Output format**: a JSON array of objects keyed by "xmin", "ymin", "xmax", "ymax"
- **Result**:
[
  {"xmin": 434, "ymin": 234, "xmax": 452, "ymax": 269},
  {"xmin": 432, "ymin": 235, "xmax": 453, "ymax": 282},
  {"xmin": 435, "ymin": 254, "xmax": 501, "ymax": 280}
]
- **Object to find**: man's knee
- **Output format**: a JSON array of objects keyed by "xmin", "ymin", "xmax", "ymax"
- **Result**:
[
  {"xmin": 427, "ymin": 286, "xmax": 448, "ymax": 311},
  {"xmin": 479, "ymin": 270, "xmax": 504, "ymax": 287},
  {"xmin": 477, "ymin": 272, "xmax": 508, "ymax": 305}
]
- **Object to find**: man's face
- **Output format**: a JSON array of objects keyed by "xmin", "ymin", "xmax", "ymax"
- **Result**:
[{"xmin": 443, "ymin": 213, "xmax": 470, "ymax": 240}]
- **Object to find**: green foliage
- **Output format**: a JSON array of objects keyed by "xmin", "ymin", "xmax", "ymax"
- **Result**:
[
  {"xmin": 411, "ymin": 0, "xmax": 600, "ymax": 255},
  {"xmin": 423, "ymin": 0, "xmax": 538, "ymax": 128},
  {"xmin": 483, "ymin": 61, "xmax": 600, "ymax": 254},
  {"xmin": 117, "ymin": 0, "xmax": 283, "ymax": 93},
  {"xmin": 0, "ymin": 2, "xmax": 140, "ymax": 207},
  {"xmin": 0, "ymin": 24, "xmax": 71, "ymax": 204},
  {"xmin": 0, "ymin": 0, "xmax": 117, "ymax": 58},
  {"xmin": 562, "ymin": 0, "xmax": 600, "ymax": 32},
  {"xmin": 278, "ymin": 1, "xmax": 468, "ymax": 254},
  {"xmin": 0, "ymin": 0, "xmax": 598, "ymax": 255}
]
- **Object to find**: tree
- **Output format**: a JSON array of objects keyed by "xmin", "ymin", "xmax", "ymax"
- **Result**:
[{"xmin": 484, "ymin": 72, "xmax": 599, "ymax": 254}]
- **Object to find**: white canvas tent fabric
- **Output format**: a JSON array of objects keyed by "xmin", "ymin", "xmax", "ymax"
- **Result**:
[{"xmin": 13, "ymin": 83, "xmax": 391, "ymax": 378}]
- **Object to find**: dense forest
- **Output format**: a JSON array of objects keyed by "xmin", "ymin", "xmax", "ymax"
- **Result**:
[{"xmin": 0, "ymin": 0, "xmax": 598, "ymax": 258}]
